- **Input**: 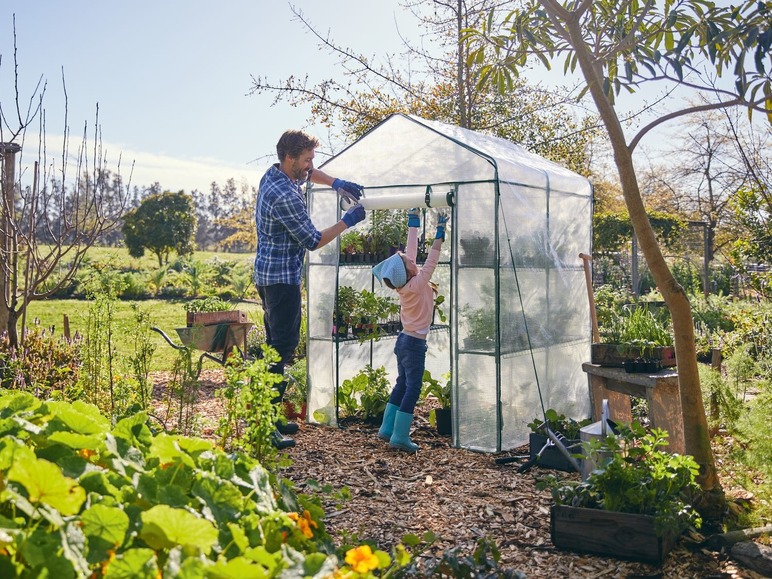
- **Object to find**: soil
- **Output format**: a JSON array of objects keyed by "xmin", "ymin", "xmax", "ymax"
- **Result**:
[{"xmin": 151, "ymin": 369, "xmax": 766, "ymax": 579}]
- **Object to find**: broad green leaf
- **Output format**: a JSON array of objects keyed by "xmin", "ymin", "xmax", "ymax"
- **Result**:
[
  {"xmin": 82, "ymin": 504, "xmax": 129, "ymax": 545},
  {"xmin": 140, "ymin": 505, "xmax": 218, "ymax": 554},
  {"xmin": 104, "ymin": 547, "xmax": 158, "ymax": 579},
  {"xmin": 205, "ymin": 556, "xmax": 267, "ymax": 579},
  {"xmin": 112, "ymin": 411, "xmax": 152, "ymax": 448},
  {"xmin": 0, "ymin": 391, "xmax": 40, "ymax": 414},
  {"xmin": 149, "ymin": 433, "xmax": 195, "ymax": 469},
  {"xmin": 48, "ymin": 431, "xmax": 104, "ymax": 451},
  {"xmin": 7, "ymin": 456, "xmax": 85, "ymax": 515},
  {"xmin": 47, "ymin": 400, "xmax": 110, "ymax": 434}
]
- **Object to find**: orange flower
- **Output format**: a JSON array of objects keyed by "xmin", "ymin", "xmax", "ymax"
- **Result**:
[
  {"xmin": 288, "ymin": 510, "xmax": 318, "ymax": 539},
  {"xmin": 77, "ymin": 448, "xmax": 96, "ymax": 460},
  {"xmin": 345, "ymin": 545, "xmax": 379, "ymax": 574}
]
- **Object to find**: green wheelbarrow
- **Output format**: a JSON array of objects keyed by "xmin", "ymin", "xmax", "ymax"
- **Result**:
[{"xmin": 152, "ymin": 322, "xmax": 255, "ymax": 377}]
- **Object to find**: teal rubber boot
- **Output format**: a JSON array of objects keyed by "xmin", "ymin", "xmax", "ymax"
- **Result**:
[
  {"xmin": 378, "ymin": 403, "xmax": 399, "ymax": 441},
  {"xmin": 389, "ymin": 411, "xmax": 419, "ymax": 453}
]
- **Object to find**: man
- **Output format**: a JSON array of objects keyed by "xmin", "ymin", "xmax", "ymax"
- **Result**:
[{"xmin": 254, "ymin": 129, "xmax": 366, "ymax": 448}]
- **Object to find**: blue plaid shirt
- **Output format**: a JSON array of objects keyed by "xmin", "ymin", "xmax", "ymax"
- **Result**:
[{"xmin": 253, "ymin": 164, "xmax": 322, "ymax": 286}]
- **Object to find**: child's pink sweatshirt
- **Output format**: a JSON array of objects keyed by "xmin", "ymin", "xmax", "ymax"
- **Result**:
[{"xmin": 396, "ymin": 226, "xmax": 441, "ymax": 337}]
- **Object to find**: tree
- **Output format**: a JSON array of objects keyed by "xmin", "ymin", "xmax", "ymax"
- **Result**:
[
  {"xmin": 248, "ymin": 1, "xmax": 598, "ymax": 174},
  {"xmin": 0, "ymin": 19, "xmax": 131, "ymax": 346},
  {"xmin": 122, "ymin": 191, "xmax": 196, "ymax": 266},
  {"xmin": 463, "ymin": 0, "xmax": 770, "ymax": 513}
]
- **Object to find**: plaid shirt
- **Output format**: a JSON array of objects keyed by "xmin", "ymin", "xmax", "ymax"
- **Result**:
[{"xmin": 253, "ymin": 164, "xmax": 322, "ymax": 286}]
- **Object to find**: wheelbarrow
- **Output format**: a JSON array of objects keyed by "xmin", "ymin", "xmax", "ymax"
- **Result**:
[{"xmin": 152, "ymin": 322, "xmax": 255, "ymax": 377}]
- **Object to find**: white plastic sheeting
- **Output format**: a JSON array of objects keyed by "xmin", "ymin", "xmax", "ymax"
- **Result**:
[{"xmin": 305, "ymin": 114, "xmax": 592, "ymax": 453}]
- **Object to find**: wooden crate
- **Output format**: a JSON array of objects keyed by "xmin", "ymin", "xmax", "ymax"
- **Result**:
[
  {"xmin": 186, "ymin": 310, "xmax": 248, "ymax": 327},
  {"xmin": 591, "ymin": 343, "xmax": 676, "ymax": 368},
  {"xmin": 550, "ymin": 505, "xmax": 677, "ymax": 564}
]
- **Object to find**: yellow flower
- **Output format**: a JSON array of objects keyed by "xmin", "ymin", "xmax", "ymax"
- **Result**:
[
  {"xmin": 345, "ymin": 545, "xmax": 379, "ymax": 574},
  {"xmin": 288, "ymin": 510, "xmax": 318, "ymax": 539}
]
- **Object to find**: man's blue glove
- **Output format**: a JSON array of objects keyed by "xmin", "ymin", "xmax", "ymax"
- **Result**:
[
  {"xmin": 332, "ymin": 178, "xmax": 364, "ymax": 204},
  {"xmin": 407, "ymin": 207, "xmax": 421, "ymax": 228},
  {"xmin": 342, "ymin": 204, "xmax": 366, "ymax": 228},
  {"xmin": 435, "ymin": 211, "xmax": 449, "ymax": 240}
]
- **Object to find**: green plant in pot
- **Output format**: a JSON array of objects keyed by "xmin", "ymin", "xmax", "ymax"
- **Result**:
[
  {"xmin": 594, "ymin": 303, "xmax": 676, "ymax": 368},
  {"xmin": 282, "ymin": 358, "xmax": 308, "ymax": 420},
  {"xmin": 335, "ymin": 285, "xmax": 359, "ymax": 337},
  {"xmin": 539, "ymin": 422, "xmax": 702, "ymax": 563},
  {"xmin": 337, "ymin": 364, "xmax": 391, "ymax": 424},
  {"xmin": 526, "ymin": 409, "xmax": 591, "ymax": 472},
  {"xmin": 339, "ymin": 230, "xmax": 364, "ymax": 261},
  {"xmin": 421, "ymin": 370, "xmax": 451, "ymax": 435}
]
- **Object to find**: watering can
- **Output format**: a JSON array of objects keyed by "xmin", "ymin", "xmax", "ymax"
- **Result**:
[{"xmin": 579, "ymin": 399, "xmax": 618, "ymax": 480}]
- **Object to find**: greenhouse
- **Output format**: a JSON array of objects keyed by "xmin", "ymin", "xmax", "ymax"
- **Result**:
[{"xmin": 305, "ymin": 113, "xmax": 593, "ymax": 453}]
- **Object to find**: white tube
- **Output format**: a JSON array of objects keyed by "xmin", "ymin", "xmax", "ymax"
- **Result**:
[{"xmin": 340, "ymin": 190, "xmax": 453, "ymax": 211}]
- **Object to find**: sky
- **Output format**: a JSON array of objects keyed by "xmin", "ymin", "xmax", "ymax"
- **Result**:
[{"xmin": 0, "ymin": 0, "xmax": 423, "ymax": 195}]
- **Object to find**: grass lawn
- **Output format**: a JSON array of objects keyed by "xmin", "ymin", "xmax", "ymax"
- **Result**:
[{"xmin": 26, "ymin": 298, "xmax": 264, "ymax": 372}]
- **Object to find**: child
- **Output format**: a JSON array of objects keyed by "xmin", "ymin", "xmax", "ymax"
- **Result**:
[{"xmin": 371, "ymin": 208, "xmax": 448, "ymax": 452}]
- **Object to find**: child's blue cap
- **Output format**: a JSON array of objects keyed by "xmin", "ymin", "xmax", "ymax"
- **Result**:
[{"xmin": 372, "ymin": 253, "xmax": 407, "ymax": 288}]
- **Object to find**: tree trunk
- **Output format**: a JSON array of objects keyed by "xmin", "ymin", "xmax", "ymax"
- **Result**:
[{"xmin": 561, "ymin": 13, "xmax": 721, "ymax": 498}]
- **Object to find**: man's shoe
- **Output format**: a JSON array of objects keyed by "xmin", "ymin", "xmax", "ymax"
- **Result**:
[
  {"xmin": 271, "ymin": 430, "xmax": 296, "ymax": 450},
  {"xmin": 276, "ymin": 420, "xmax": 299, "ymax": 435}
]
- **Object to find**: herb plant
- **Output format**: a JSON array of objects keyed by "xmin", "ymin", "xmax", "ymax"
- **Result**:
[{"xmin": 527, "ymin": 409, "xmax": 592, "ymax": 440}]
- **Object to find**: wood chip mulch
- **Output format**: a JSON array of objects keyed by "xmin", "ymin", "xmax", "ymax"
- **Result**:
[{"xmin": 151, "ymin": 369, "xmax": 766, "ymax": 578}]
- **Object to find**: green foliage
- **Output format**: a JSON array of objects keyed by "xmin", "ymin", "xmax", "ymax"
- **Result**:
[
  {"xmin": 337, "ymin": 365, "xmax": 391, "ymax": 420},
  {"xmin": 599, "ymin": 302, "xmax": 673, "ymax": 353},
  {"xmin": 421, "ymin": 370, "xmax": 451, "ymax": 409},
  {"xmin": 527, "ymin": 409, "xmax": 592, "ymax": 440},
  {"xmin": 218, "ymin": 347, "xmax": 284, "ymax": 465},
  {"xmin": 128, "ymin": 303, "xmax": 157, "ymax": 411},
  {"xmin": 0, "ymin": 321, "xmax": 81, "ymax": 397},
  {"xmin": 592, "ymin": 211, "xmax": 688, "ymax": 255},
  {"xmin": 184, "ymin": 296, "xmax": 232, "ymax": 313},
  {"xmin": 122, "ymin": 191, "xmax": 197, "ymax": 266},
  {"xmin": 538, "ymin": 423, "xmax": 702, "ymax": 537},
  {"xmin": 0, "ymin": 391, "xmax": 340, "ymax": 577},
  {"xmin": 698, "ymin": 364, "xmax": 742, "ymax": 432}
]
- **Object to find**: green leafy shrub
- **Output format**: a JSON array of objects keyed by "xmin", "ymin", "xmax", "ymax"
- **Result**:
[
  {"xmin": 0, "ymin": 322, "xmax": 81, "ymax": 398},
  {"xmin": 0, "ymin": 391, "xmax": 338, "ymax": 577},
  {"xmin": 527, "ymin": 408, "xmax": 592, "ymax": 440},
  {"xmin": 338, "ymin": 365, "xmax": 391, "ymax": 420},
  {"xmin": 538, "ymin": 423, "xmax": 702, "ymax": 537}
]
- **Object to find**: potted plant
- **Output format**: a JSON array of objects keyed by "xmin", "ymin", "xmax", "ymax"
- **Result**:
[
  {"xmin": 368, "ymin": 210, "xmax": 407, "ymax": 259},
  {"xmin": 593, "ymin": 304, "xmax": 676, "ymax": 367},
  {"xmin": 282, "ymin": 359, "xmax": 307, "ymax": 420},
  {"xmin": 459, "ymin": 231, "xmax": 493, "ymax": 266},
  {"xmin": 539, "ymin": 422, "xmax": 702, "ymax": 564},
  {"xmin": 185, "ymin": 296, "xmax": 246, "ymax": 327},
  {"xmin": 526, "ymin": 409, "xmax": 591, "ymax": 472},
  {"xmin": 337, "ymin": 365, "xmax": 391, "ymax": 424},
  {"xmin": 339, "ymin": 230, "xmax": 365, "ymax": 262},
  {"xmin": 335, "ymin": 285, "xmax": 359, "ymax": 338},
  {"xmin": 421, "ymin": 370, "xmax": 452, "ymax": 435}
]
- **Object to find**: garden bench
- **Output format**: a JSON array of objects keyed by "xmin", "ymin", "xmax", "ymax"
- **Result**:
[{"xmin": 581, "ymin": 362, "xmax": 685, "ymax": 454}]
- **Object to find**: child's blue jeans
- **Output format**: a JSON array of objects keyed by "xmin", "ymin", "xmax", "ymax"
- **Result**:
[{"xmin": 389, "ymin": 333, "xmax": 428, "ymax": 414}]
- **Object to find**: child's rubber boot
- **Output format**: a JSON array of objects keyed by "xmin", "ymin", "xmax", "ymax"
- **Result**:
[
  {"xmin": 389, "ymin": 411, "xmax": 419, "ymax": 453},
  {"xmin": 378, "ymin": 403, "xmax": 399, "ymax": 441}
]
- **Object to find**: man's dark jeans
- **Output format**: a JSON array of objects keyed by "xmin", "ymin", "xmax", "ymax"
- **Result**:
[
  {"xmin": 389, "ymin": 332, "xmax": 428, "ymax": 414},
  {"xmin": 257, "ymin": 283, "xmax": 301, "ymax": 398}
]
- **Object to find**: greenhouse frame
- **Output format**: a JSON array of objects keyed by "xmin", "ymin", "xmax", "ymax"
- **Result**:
[{"xmin": 305, "ymin": 114, "xmax": 593, "ymax": 453}]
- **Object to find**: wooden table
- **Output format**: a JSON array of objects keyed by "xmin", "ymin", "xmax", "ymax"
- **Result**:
[{"xmin": 581, "ymin": 362, "xmax": 685, "ymax": 454}]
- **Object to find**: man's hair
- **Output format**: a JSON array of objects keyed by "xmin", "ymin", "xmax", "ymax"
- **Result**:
[{"xmin": 276, "ymin": 130, "xmax": 320, "ymax": 161}]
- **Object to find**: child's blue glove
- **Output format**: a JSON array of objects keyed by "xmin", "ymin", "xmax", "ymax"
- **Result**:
[
  {"xmin": 342, "ymin": 204, "xmax": 366, "ymax": 228},
  {"xmin": 407, "ymin": 207, "xmax": 421, "ymax": 228},
  {"xmin": 435, "ymin": 212, "xmax": 449, "ymax": 240},
  {"xmin": 332, "ymin": 178, "xmax": 364, "ymax": 204}
]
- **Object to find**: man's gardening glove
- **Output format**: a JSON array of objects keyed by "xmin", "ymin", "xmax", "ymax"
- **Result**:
[
  {"xmin": 342, "ymin": 204, "xmax": 366, "ymax": 228},
  {"xmin": 435, "ymin": 211, "xmax": 449, "ymax": 240},
  {"xmin": 332, "ymin": 178, "xmax": 364, "ymax": 204},
  {"xmin": 407, "ymin": 207, "xmax": 421, "ymax": 228}
]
